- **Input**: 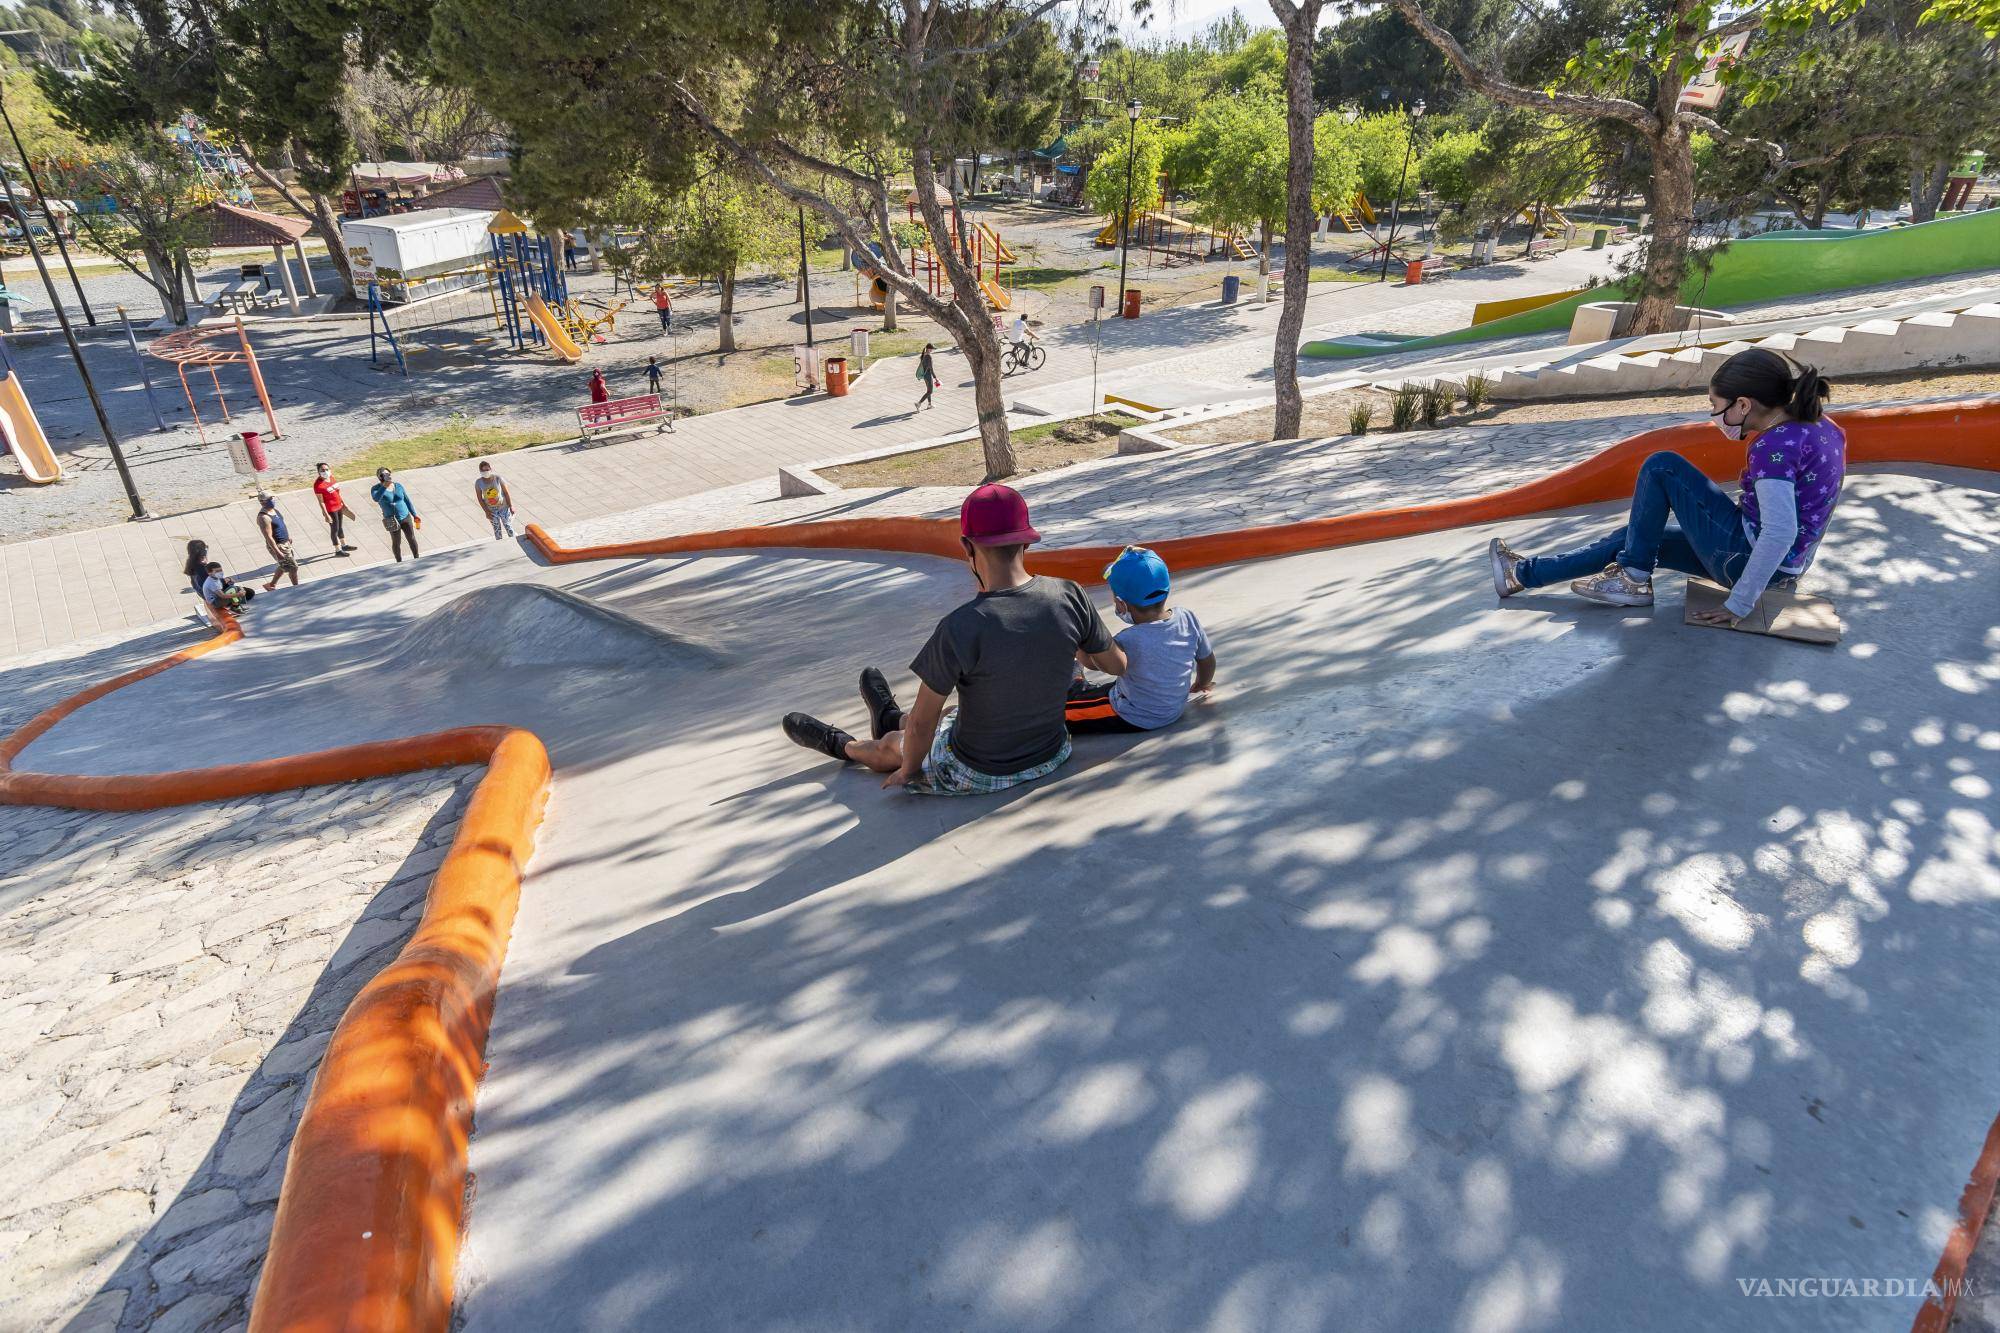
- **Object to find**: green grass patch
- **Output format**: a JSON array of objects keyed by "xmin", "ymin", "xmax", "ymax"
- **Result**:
[
  {"xmin": 1008, "ymin": 264, "xmax": 1097, "ymax": 291},
  {"xmin": 341, "ymin": 416, "xmax": 566, "ymax": 479},
  {"xmin": 1309, "ymin": 268, "xmax": 1379, "ymax": 283}
]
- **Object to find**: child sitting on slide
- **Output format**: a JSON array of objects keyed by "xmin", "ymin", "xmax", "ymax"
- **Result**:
[{"xmin": 1065, "ymin": 546, "xmax": 1215, "ymax": 734}]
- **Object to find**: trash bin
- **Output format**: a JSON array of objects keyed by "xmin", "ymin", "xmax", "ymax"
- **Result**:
[
  {"xmin": 1221, "ymin": 274, "xmax": 1241, "ymax": 304},
  {"xmin": 824, "ymin": 356, "xmax": 850, "ymax": 397},
  {"xmin": 1590, "ymin": 227, "xmax": 1609, "ymax": 251},
  {"xmin": 850, "ymin": 327, "xmax": 870, "ymax": 358},
  {"xmin": 1405, "ymin": 259, "xmax": 1425, "ymax": 286},
  {"xmin": 1122, "ymin": 288, "xmax": 1141, "ymax": 319},
  {"xmin": 239, "ymin": 430, "xmax": 268, "ymax": 471}
]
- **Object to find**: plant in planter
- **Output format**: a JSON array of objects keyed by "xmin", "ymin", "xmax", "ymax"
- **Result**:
[{"xmin": 1390, "ymin": 383, "xmax": 1420, "ymax": 431}]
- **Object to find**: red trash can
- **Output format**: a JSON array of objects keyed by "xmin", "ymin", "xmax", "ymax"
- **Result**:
[
  {"xmin": 1405, "ymin": 259, "xmax": 1425, "ymax": 286},
  {"xmin": 240, "ymin": 430, "xmax": 269, "ymax": 471},
  {"xmin": 1122, "ymin": 288, "xmax": 1141, "ymax": 319},
  {"xmin": 824, "ymin": 356, "xmax": 850, "ymax": 396}
]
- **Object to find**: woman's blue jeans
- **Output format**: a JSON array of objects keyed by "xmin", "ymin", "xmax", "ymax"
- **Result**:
[{"xmin": 1518, "ymin": 451, "xmax": 1754, "ymax": 589}]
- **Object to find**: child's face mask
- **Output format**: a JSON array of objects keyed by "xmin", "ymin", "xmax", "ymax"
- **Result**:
[
  {"xmin": 1113, "ymin": 600, "xmax": 1136, "ymax": 625},
  {"xmin": 1710, "ymin": 398, "xmax": 1750, "ymax": 441}
]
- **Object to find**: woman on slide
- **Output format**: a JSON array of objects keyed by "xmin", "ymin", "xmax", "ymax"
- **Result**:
[{"xmin": 1488, "ymin": 348, "xmax": 1844, "ymax": 626}]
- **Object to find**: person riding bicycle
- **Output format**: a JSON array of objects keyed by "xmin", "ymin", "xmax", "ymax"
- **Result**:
[{"xmin": 1010, "ymin": 311, "xmax": 1034, "ymax": 355}]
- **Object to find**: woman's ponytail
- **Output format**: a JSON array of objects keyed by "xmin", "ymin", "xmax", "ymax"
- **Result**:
[{"xmin": 1787, "ymin": 364, "xmax": 1830, "ymax": 423}]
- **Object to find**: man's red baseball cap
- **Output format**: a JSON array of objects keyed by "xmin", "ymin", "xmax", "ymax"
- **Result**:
[{"xmin": 959, "ymin": 483, "xmax": 1041, "ymax": 546}]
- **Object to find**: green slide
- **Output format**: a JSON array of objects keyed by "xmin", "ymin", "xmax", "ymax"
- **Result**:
[{"xmin": 1303, "ymin": 210, "xmax": 2000, "ymax": 360}]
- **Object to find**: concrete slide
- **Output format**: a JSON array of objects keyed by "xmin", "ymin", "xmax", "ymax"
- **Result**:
[
  {"xmin": 0, "ymin": 367, "xmax": 58, "ymax": 484},
  {"xmin": 523, "ymin": 294, "xmax": 585, "ymax": 363}
]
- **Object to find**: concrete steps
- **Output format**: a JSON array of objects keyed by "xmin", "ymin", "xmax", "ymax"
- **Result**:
[{"xmin": 1388, "ymin": 300, "xmax": 2000, "ymax": 402}]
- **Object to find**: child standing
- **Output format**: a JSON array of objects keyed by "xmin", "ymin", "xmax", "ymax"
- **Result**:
[
  {"xmin": 1065, "ymin": 546, "xmax": 1215, "ymax": 734},
  {"xmin": 472, "ymin": 460, "xmax": 515, "ymax": 540},
  {"xmin": 646, "ymin": 356, "xmax": 664, "ymax": 396}
]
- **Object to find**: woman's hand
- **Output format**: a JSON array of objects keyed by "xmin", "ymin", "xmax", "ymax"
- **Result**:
[{"xmin": 1690, "ymin": 608, "xmax": 1740, "ymax": 628}]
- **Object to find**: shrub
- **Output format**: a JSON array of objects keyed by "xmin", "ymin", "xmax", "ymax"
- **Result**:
[
  {"xmin": 1390, "ymin": 383, "xmax": 1419, "ymax": 431},
  {"xmin": 1347, "ymin": 400, "xmax": 1375, "ymax": 435},
  {"xmin": 1464, "ymin": 373, "xmax": 1492, "ymax": 411},
  {"xmin": 1418, "ymin": 380, "xmax": 1451, "ymax": 428}
]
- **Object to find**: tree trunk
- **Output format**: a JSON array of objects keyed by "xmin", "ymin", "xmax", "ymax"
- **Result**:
[
  {"xmin": 240, "ymin": 146, "xmax": 357, "ymax": 297},
  {"xmin": 1258, "ymin": 220, "xmax": 1272, "ymax": 278},
  {"xmin": 1271, "ymin": 0, "xmax": 1322, "ymax": 441},
  {"xmin": 144, "ymin": 249, "xmax": 188, "ymax": 324},
  {"xmin": 1910, "ymin": 162, "xmax": 1951, "ymax": 222},
  {"xmin": 1630, "ymin": 124, "xmax": 1694, "ymax": 335},
  {"xmin": 913, "ymin": 145, "xmax": 1016, "ymax": 478},
  {"xmin": 718, "ymin": 266, "xmax": 737, "ymax": 352},
  {"xmin": 883, "ymin": 286, "xmax": 899, "ymax": 332},
  {"xmin": 1809, "ymin": 177, "xmax": 1829, "ymax": 231}
]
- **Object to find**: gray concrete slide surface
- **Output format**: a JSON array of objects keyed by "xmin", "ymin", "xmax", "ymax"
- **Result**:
[{"xmin": 15, "ymin": 468, "xmax": 2000, "ymax": 1332}]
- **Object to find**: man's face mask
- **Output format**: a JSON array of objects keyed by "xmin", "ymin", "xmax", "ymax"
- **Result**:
[{"xmin": 1711, "ymin": 398, "xmax": 1750, "ymax": 441}]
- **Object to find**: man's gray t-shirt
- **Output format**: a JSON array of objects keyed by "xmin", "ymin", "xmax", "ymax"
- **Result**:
[{"xmin": 911, "ymin": 576, "xmax": 1111, "ymax": 775}]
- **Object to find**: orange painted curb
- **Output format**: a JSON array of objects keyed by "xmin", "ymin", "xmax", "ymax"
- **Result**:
[
  {"xmin": 527, "ymin": 399, "xmax": 2000, "ymax": 580},
  {"xmin": 0, "ymin": 616, "xmax": 551, "ymax": 1333},
  {"xmin": 1914, "ymin": 1108, "xmax": 2000, "ymax": 1333}
]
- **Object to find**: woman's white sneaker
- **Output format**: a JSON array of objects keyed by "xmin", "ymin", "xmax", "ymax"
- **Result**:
[
  {"xmin": 1488, "ymin": 538, "xmax": 1525, "ymax": 598},
  {"xmin": 1571, "ymin": 564, "xmax": 1655, "ymax": 607}
]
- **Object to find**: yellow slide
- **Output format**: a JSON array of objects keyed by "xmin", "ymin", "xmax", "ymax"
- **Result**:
[
  {"xmin": 1353, "ymin": 193, "xmax": 1377, "ymax": 226},
  {"xmin": 524, "ymin": 294, "xmax": 585, "ymax": 362},
  {"xmin": 978, "ymin": 279, "xmax": 1011, "ymax": 311},
  {"xmin": 977, "ymin": 222, "xmax": 1016, "ymax": 263},
  {"xmin": 1096, "ymin": 218, "xmax": 1120, "ymax": 247},
  {"xmin": 0, "ymin": 362, "xmax": 58, "ymax": 484}
]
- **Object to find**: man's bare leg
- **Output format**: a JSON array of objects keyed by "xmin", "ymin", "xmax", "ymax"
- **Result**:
[{"xmin": 842, "ymin": 732, "xmax": 904, "ymax": 773}]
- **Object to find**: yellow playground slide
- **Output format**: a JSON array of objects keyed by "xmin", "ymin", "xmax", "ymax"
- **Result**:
[
  {"xmin": 0, "ymin": 362, "xmax": 58, "ymax": 484},
  {"xmin": 978, "ymin": 279, "xmax": 1012, "ymax": 311},
  {"xmin": 977, "ymin": 222, "xmax": 1017, "ymax": 263},
  {"xmin": 524, "ymin": 294, "xmax": 585, "ymax": 362}
]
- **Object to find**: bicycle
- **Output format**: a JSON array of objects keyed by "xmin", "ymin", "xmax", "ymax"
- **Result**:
[{"xmin": 1002, "ymin": 340, "xmax": 1046, "ymax": 375}]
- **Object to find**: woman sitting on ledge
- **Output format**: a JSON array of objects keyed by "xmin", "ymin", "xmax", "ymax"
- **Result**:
[{"xmin": 1488, "ymin": 347, "xmax": 1844, "ymax": 626}]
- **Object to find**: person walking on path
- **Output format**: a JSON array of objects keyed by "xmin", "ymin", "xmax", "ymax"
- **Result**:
[
  {"xmin": 563, "ymin": 237, "xmax": 579, "ymax": 270},
  {"xmin": 652, "ymin": 285, "xmax": 673, "ymax": 332},
  {"xmin": 312, "ymin": 462, "xmax": 357, "ymax": 556},
  {"xmin": 473, "ymin": 460, "xmax": 516, "ymax": 540},
  {"xmin": 646, "ymin": 356, "xmax": 664, "ymax": 396},
  {"xmin": 915, "ymin": 343, "xmax": 939, "ymax": 411},
  {"xmin": 1488, "ymin": 349, "xmax": 1843, "ymax": 623},
  {"xmin": 369, "ymin": 467, "xmax": 422, "ymax": 562},
  {"xmin": 782, "ymin": 484, "xmax": 1128, "ymax": 796},
  {"xmin": 588, "ymin": 367, "xmax": 610, "ymax": 404},
  {"xmin": 255, "ymin": 494, "xmax": 300, "ymax": 591}
]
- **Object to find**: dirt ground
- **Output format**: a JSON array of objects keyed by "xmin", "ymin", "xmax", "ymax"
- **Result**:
[
  {"xmin": 1162, "ymin": 365, "xmax": 2000, "ymax": 448},
  {"xmin": 821, "ymin": 412, "xmax": 1138, "ymax": 488}
]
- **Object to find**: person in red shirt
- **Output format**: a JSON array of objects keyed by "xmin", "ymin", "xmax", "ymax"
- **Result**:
[
  {"xmin": 652, "ymin": 284, "xmax": 672, "ymax": 332},
  {"xmin": 588, "ymin": 367, "xmax": 609, "ymax": 403},
  {"xmin": 312, "ymin": 462, "xmax": 357, "ymax": 557}
]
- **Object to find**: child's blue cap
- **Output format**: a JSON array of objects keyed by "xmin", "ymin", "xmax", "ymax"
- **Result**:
[{"xmin": 1105, "ymin": 545, "xmax": 1171, "ymax": 607}]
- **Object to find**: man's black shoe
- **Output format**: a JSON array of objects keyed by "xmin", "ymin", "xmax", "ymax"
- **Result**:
[
  {"xmin": 783, "ymin": 712, "xmax": 856, "ymax": 761},
  {"xmin": 859, "ymin": 667, "xmax": 904, "ymax": 739}
]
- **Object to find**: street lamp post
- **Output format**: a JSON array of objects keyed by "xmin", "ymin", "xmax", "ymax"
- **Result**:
[
  {"xmin": 1115, "ymin": 98, "xmax": 1141, "ymax": 314},
  {"xmin": 1378, "ymin": 99, "xmax": 1426, "ymax": 283},
  {"xmin": 0, "ymin": 162, "xmax": 146, "ymax": 518},
  {"xmin": 797, "ymin": 206, "xmax": 814, "ymax": 348}
]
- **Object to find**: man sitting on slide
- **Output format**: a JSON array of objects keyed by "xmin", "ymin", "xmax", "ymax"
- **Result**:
[{"xmin": 782, "ymin": 484, "xmax": 1127, "ymax": 795}]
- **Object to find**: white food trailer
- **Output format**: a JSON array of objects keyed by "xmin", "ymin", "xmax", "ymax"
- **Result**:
[{"xmin": 341, "ymin": 208, "xmax": 496, "ymax": 304}]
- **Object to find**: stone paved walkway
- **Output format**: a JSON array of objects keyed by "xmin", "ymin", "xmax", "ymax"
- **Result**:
[
  {"xmin": 551, "ymin": 412, "xmax": 1693, "ymax": 551},
  {"xmin": 0, "ymin": 759, "xmax": 473, "ymax": 1333}
]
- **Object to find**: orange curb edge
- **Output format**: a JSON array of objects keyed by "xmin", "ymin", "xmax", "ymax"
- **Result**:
[
  {"xmin": 0, "ymin": 612, "xmax": 552, "ymax": 1333},
  {"xmin": 525, "ymin": 399, "xmax": 2000, "ymax": 580},
  {"xmin": 1914, "ymin": 1109, "xmax": 2000, "ymax": 1333},
  {"xmin": 0, "ymin": 397, "xmax": 1990, "ymax": 1331}
]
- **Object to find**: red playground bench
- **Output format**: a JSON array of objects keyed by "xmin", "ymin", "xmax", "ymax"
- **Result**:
[{"xmin": 577, "ymin": 393, "xmax": 674, "ymax": 439}]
